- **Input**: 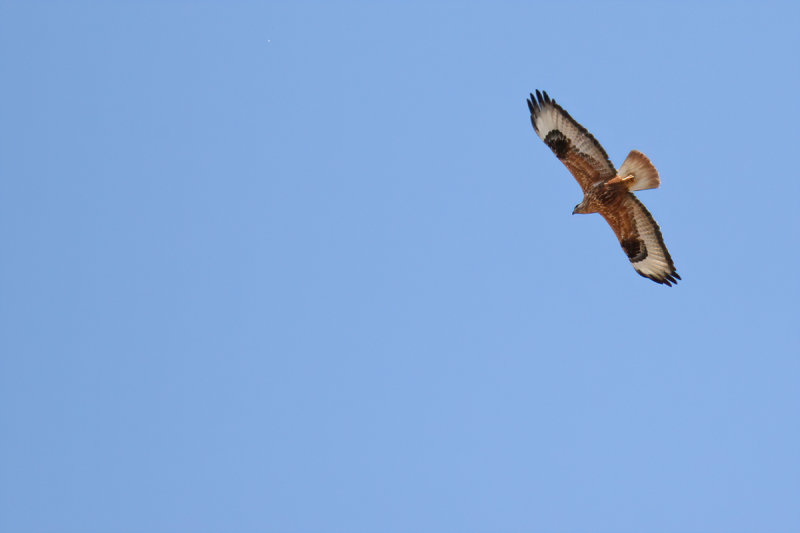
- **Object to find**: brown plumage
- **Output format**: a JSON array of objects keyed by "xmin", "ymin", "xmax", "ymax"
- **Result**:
[{"xmin": 527, "ymin": 90, "xmax": 680, "ymax": 286}]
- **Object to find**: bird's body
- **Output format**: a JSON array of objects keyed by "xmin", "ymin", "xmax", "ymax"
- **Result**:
[
  {"xmin": 527, "ymin": 90, "xmax": 680, "ymax": 286},
  {"xmin": 577, "ymin": 179, "xmax": 628, "ymax": 215}
]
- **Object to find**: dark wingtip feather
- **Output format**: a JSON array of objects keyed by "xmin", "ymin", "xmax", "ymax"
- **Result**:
[
  {"xmin": 660, "ymin": 273, "xmax": 680, "ymax": 286},
  {"xmin": 528, "ymin": 90, "xmax": 554, "ymax": 115},
  {"xmin": 663, "ymin": 270, "xmax": 681, "ymax": 286},
  {"xmin": 638, "ymin": 270, "xmax": 679, "ymax": 287}
]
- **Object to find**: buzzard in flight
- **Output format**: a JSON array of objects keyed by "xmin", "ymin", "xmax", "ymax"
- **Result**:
[{"xmin": 527, "ymin": 90, "xmax": 680, "ymax": 286}]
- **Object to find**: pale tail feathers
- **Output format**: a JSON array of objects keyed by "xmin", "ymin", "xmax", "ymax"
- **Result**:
[{"xmin": 617, "ymin": 150, "xmax": 660, "ymax": 191}]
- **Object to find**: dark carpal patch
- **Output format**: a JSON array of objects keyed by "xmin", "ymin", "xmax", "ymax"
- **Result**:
[
  {"xmin": 544, "ymin": 130, "xmax": 570, "ymax": 159},
  {"xmin": 621, "ymin": 238, "xmax": 648, "ymax": 262}
]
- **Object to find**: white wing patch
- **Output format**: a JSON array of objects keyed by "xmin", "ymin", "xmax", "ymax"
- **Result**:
[
  {"xmin": 533, "ymin": 106, "xmax": 605, "ymax": 170},
  {"xmin": 530, "ymin": 103, "xmax": 562, "ymax": 142},
  {"xmin": 627, "ymin": 196, "xmax": 679, "ymax": 285},
  {"xmin": 528, "ymin": 91, "xmax": 617, "ymax": 183}
]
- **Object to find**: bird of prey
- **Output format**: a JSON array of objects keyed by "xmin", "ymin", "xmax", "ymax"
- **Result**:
[{"xmin": 527, "ymin": 90, "xmax": 680, "ymax": 286}]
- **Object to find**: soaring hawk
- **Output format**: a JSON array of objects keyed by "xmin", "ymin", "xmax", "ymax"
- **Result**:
[{"xmin": 527, "ymin": 90, "xmax": 680, "ymax": 286}]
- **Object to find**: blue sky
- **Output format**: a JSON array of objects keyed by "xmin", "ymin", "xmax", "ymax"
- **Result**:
[{"xmin": 1, "ymin": 2, "xmax": 799, "ymax": 532}]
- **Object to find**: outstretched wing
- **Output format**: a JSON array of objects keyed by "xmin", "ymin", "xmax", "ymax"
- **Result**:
[
  {"xmin": 527, "ymin": 90, "xmax": 617, "ymax": 192},
  {"xmin": 602, "ymin": 193, "xmax": 680, "ymax": 286}
]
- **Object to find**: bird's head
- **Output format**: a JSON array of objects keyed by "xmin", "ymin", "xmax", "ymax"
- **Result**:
[{"xmin": 572, "ymin": 202, "xmax": 589, "ymax": 215}]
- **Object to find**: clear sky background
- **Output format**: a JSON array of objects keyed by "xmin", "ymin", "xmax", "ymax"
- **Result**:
[{"xmin": 1, "ymin": 2, "xmax": 799, "ymax": 532}]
